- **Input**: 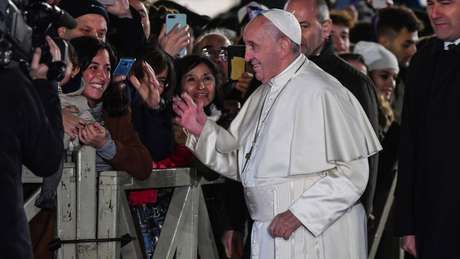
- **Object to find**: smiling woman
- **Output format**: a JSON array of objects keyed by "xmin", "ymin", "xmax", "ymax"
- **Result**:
[
  {"xmin": 64, "ymin": 36, "xmax": 152, "ymax": 180},
  {"xmin": 82, "ymin": 49, "xmax": 112, "ymax": 106},
  {"xmin": 353, "ymin": 40, "xmax": 399, "ymax": 131},
  {"xmin": 175, "ymin": 55, "xmax": 224, "ymax": 117}
]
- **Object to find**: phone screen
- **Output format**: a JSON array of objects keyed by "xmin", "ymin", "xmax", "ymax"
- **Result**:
[{"xmin": 113, "ymin": 58, "xmax": 136, "ymax": 77}]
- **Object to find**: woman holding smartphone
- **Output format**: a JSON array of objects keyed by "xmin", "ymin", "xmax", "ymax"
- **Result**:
[{"xmin": 63, "ymin": 36, "xmax": 152, "ymax": 179}]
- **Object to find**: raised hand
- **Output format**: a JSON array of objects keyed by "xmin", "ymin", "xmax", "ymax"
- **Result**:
[
  {"xmin": 30, "ymin": 36, "xmax": 61, "ymax": 80},
  {"xmin": 105, "ymin": 0, "xmax": 131, "ymax": 18},
  {"xmin": 173, "ymin": 93, "xmax": 207, "ymax": 137},
  {"xmin": 129, "ymin": 61, "xmax": 161, "ymax": 109}
]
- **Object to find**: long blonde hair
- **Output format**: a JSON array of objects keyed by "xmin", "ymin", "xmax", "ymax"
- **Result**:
[{"xmin": 378, "ymin": 94, "xmax": 394, "ymax": 132}]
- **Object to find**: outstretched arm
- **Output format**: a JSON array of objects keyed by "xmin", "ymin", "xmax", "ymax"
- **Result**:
[{"xmin": 174, "ymin": 93, "xmax": 239, "ymax": 180}]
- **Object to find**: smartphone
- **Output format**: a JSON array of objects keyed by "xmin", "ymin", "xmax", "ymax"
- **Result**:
[
  {"xmin": 227, "ymin": 45, "xmax": 246, "ymax": 81},
  {"xmin": 166, "ymin": 13, "xmax": 187, "ymax": 33},
  {"xmin": 166, "ymin": 13, "xmax": 187, "ymax": 57},
  {"xmin": 113, "ymin": 58, "xmax": 136, "ymax": 77}
]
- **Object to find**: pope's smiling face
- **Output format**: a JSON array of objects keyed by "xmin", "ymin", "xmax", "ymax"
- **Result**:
[{"xmin": 243, "ymin": 17, "xmax": 285, "ymax": 83}]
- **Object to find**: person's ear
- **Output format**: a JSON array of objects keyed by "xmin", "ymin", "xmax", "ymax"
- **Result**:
[
  {"xmin": 279, "ymin": 37, "xmax": 292, "ymax": 55},
  {"xmin": 321, "ymin": 19, "xmax": 332, "ymax": 40},
  {"xmin": 71, "ymin": 66, "xmax": 80, "ymax": 78},
  {"xmin": 378, "ymin": 35, "xmax": 391, "ymax": 49}
]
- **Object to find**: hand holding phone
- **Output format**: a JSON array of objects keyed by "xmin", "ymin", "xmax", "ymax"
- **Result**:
[
  {"xmin": 113, "ymin": 58, "xmax": 136, "ymax": 77},
  {"xmin": 165, "ymin": 13, "xmax": 188, "ymax": 57},
  {"xmin": 227, "ymin": 45, "xmax": 247, "ymax": 81},
  {"xmin": 166, "ymin": 13, "xmax": 187, "ymax": 33}
]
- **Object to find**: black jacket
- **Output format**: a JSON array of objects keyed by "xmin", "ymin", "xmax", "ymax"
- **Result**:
[
  {"xmin": 309, "ymin": 40, "xmax": 381, "ymax": 214},
  {"xmin": 127, "ymin": 85, "xmax": 175, "ymax": 161},
  {"xmin": 107, "ymin": 6, "xmax": 147, "ymax": 58},
  {"xmin": 395, "ymin": 37, "xmax": 460, "ymax": 259},
  {"xmin": 0, "ymin": 63, "xmax": 63, "ymax": 259}
]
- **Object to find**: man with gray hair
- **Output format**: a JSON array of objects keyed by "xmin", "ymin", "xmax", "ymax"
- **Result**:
[{"xmin": 173, "ymin": 9, "xmax": 380, "ymax": 259}]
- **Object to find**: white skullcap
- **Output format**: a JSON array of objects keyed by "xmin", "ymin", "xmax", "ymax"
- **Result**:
[
  {"xmin": 261, "ymin": 9, "xmax": 302, "ymax": 46},
  {"xmin": 353, "ymin": 41, "xmax": 399, "ymax": 73}
]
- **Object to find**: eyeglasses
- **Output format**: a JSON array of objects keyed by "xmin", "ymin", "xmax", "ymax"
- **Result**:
[
  {"xmin": 157, "ymin": 77, "xmax": 169, "ymax": 88},
  {"xmin": 201, "ymin": 47, "xmax": 227, "ymax": 61}
]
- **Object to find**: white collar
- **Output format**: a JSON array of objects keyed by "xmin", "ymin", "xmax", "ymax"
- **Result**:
[
  {"xmin": 267, "ymin": 54, "xmax": 307, "ymax": 88},
  {"xmin": 444, "ymin": 38, "xmax": 460, "ymax": 50}
]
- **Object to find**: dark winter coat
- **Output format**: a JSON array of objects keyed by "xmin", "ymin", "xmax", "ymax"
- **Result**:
[{"xmin": 395, "ymin": 37, "xmax": 460, "ymax": 259}]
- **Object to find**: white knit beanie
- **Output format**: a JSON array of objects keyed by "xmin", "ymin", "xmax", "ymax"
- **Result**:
[{"xmin": 354, "ymin": 41, "xmax": 399, "ymax": 73}]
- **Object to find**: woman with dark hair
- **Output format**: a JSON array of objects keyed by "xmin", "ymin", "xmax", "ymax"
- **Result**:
[
  {"xmin": 63, "ymin": 36, "xmax": 152, "ymax": 179},
  {"xmin": 127, "ymin": 47, "xmax": 177, "ymax": 162},
  {"xmin": 174, "ymin": 54, "xmax": 224, "ymax": 121},
  {"xmin": 152, "ymin": 54, "xmax": 226, "ymax": 167},
  {"xmin": 30, "ymin": 36, "xmax": 153, "ymax": 259},
  {"xmin": 174, "ymin": 55, "xmax": 249, "ymax": 258}
]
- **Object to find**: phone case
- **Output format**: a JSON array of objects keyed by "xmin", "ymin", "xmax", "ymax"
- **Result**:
[
  {"xmin": 165, "ymin": 13, "xmax": 187, "ymax": 33},
  {"xmin": 113, "ymin": 58, "xmax": 136, "ymax": 77},
  {"xmin": 227, "ymin": 45, "xmax": 246, "ymax": 81}
]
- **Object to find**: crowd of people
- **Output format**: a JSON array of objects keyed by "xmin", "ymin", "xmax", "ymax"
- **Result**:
[{"xmin": 6, "ymin": 0, "xmax": 459, "ymax": 258}]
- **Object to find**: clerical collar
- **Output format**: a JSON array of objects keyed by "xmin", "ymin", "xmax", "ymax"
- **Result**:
[
  {"xmin": 444, "ymin": 38, "xmax": 460, "ymax": 50},
  {"xmin": 267, "ymin": 54, "xmax": 307, "ymax": 88}
]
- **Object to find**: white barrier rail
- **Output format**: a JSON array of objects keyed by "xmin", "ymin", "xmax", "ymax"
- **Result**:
[{"xmin": 23, "ymin": 146, "xmax": 220, "ymax": 259}]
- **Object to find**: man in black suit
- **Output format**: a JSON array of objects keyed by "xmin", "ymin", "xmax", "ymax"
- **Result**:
[
  {"xmin": 284, "ymin": 0, "xmax": 380, "ymax": 218},
  {"xmin": 0, "ymin": 41, "xmax": 64, "ymax": 258},
  {"xmin": 395, "ymin": 0, "xmax": 460, "ymax": 258}
]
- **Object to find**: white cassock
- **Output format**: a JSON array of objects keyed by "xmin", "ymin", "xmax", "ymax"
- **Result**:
[{"xmin": 186, "ymin": 54, "xmax": 382, "ymax": 259}]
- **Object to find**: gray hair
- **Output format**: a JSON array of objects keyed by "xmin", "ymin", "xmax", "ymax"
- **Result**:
[
  {"xmin": 269, "ymin": 23, "xmax": 301, "ymax": 55},
  {"xmin": 195, "ymin": 29, "xmax": 233, "ymax": 46}
]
